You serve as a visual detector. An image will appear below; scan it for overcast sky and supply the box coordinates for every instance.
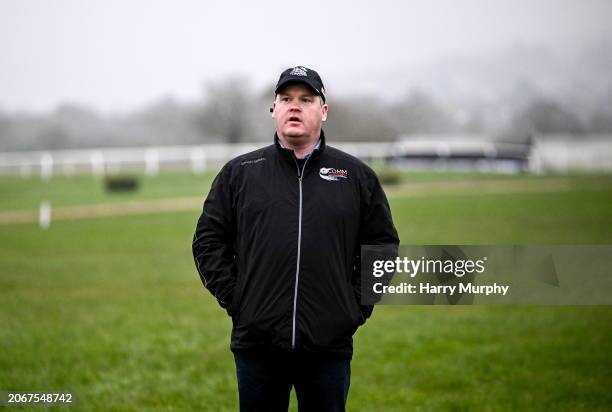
[1,0,611,113]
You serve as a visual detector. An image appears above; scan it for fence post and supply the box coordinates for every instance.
[91,151,105,177]
[40,153,53,181]
[145,148,160,176]
[190,148,207,174]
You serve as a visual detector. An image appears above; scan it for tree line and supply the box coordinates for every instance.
[0,78,611,152]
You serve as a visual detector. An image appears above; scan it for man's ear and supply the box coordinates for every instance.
[270,102,276,117]
[321,104,328,122]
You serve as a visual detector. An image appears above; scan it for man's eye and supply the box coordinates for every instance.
[281,97,290,102]
[302,98,313,103]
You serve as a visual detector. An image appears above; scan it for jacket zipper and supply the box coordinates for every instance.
[291,156,309,348]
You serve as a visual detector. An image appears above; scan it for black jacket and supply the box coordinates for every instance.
[192,131,399,358]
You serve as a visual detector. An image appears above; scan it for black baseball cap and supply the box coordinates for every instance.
[274,66,326,103]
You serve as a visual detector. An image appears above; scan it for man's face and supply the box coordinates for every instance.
[272,83,328,147]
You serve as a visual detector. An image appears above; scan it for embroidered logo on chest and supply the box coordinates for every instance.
[319,167,348,181]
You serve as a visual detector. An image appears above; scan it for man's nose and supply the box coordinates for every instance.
[289,101,302,111]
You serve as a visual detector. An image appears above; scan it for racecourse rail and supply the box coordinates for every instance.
[1,134,611,178]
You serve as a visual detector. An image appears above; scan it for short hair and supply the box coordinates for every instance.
[274,93,325,107]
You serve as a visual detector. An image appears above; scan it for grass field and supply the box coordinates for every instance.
[1,171,611,411]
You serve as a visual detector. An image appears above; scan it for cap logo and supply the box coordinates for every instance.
[290,66,308,76]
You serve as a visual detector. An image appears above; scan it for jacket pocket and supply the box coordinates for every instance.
[352,295,366,327]
[227,276,245,318]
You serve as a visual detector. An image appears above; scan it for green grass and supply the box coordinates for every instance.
[0,171,216,211]
[392,189,612,244]
[1,172,611,411]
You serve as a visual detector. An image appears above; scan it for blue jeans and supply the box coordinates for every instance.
[233,349,351,412]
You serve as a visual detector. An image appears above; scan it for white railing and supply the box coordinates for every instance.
[0,135,611,178]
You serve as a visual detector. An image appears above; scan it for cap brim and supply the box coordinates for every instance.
[275,78,325,102]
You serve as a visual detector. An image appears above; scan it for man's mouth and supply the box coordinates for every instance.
[287,116,302,124]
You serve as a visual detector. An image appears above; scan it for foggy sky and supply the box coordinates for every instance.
[1,0,611,113]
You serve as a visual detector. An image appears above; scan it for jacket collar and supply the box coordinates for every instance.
[274,129,327,160]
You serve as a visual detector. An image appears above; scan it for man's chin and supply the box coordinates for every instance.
[282,129,307,139]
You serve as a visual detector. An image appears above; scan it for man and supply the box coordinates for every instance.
[192,66,399,412]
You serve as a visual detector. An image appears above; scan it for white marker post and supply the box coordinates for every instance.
[39,200,51,230]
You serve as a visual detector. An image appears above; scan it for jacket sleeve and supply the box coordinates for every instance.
[353,169,400,323]
[192,164,237,315]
